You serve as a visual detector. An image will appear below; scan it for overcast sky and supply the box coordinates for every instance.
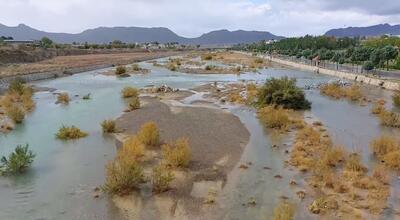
[1,0,400,37]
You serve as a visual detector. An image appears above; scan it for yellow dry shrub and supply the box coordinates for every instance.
[121,87,139,98]
[344,85,363,101]
[137,122,160,146]
[320,83,344,99]
[119,136,145,160]
[57,93,70,105]
[103,154,144,195]
[371,135,399,158]
[151,164,174,193]
[258,105,291,130]
[273,201,295,220]
[162,137,191,168]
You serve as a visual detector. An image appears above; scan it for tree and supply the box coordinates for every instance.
[382,45,398,70]
[40,37,53,48]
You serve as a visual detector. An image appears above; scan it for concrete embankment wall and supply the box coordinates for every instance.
[237,51,400,91]
[0,64,111,90]
[266,55,400,91]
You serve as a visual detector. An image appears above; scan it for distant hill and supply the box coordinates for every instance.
[325,23,400,38]
[0,23,283,45]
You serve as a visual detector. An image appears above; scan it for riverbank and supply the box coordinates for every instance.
[236,51,400,91]
[112,94,249,219]
[0,50,185,90]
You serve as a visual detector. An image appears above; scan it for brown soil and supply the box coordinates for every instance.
[0,51,183,77]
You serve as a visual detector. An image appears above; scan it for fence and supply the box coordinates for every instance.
[271,54,400,80]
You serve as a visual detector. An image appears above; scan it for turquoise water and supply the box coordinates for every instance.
[0,59,397,219]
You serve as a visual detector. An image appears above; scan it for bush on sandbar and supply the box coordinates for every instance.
[137,122,160,147]
[162,137,191,168]
[0,144,35,175]
[119,136,145,160]
[258,105,291,130]
[128,96,141,110]
[115,66,127,75]
[103,154,144,195]
[101,119,116,133]
[56,125,88,140]
[121,87,139,98]
[151,163,174,193]
[257,77,311,110]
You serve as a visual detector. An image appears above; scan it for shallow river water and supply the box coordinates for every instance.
[0,58,398,220]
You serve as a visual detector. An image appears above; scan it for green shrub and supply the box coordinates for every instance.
[151,164,174,193]
[82,93,91,100]
[257,77,311,110]
[393,91,400,107]
[121,87,139,98]
[115,66,127,75]
[0,144,35,175]
[162,138,191,168]
[128,96,141,110]
[103,155,144,195]
[137,122,160,146]
[101,120,116,133]
[56,125,88,140]
[7,105,25,123]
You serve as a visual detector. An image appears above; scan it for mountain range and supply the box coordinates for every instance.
[325,23,400,38]
[0,24,283,45]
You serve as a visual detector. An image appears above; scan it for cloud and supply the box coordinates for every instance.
[0,0,399,37]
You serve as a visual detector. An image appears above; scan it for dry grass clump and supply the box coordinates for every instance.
[101,119,116,133]
[246,83,259,105]
[131,63,140,71]
[137,122,160,147]
[0,80,36,126]
[344,153,367,174]
[119,136,145,160]
[162,137,191,168]
[201,53,214,60]
[377,110,400,128]
[57,93,70,105]
[273,201,295,220]
[371,101,400,127]
[392,90,400,107]
[103,154,144,195]
[115,66,127,75]
[6,105,25,123]
[345,85,364,101]
[55,125,88,140]
[371,102,385,115]
[382,150,400,170]
[258,105,291,130]
[320,83,364,101]
[227,91,245,104]
[371,135,399,157]
[121,87,139,98]
[320,83,344,99]
[128,96,141,110]
[151,163,174,193]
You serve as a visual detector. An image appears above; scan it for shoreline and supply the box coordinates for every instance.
[236,51,400,91]
[0,51,186,90]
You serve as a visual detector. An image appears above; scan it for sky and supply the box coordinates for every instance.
[0,0,400,37]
